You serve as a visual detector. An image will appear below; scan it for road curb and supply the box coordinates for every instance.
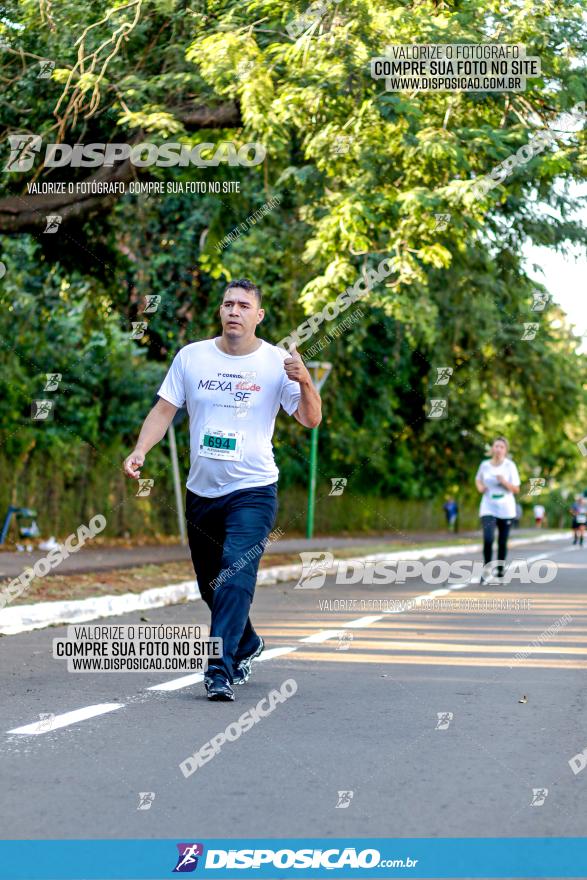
[0,533,568,636]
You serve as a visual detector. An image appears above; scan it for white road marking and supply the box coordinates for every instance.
[256,646,298,661]
[147,647,299,692]
[147,673,204,692]
[525,552,552,563]
[145,647,298,694]
[300,630,343,644]
[343,615,383,627]
[8,703,124,735]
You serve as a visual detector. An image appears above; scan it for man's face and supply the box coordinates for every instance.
[220,288,264,339]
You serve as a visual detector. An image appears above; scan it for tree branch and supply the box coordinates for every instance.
[0,159,135,233]
[175,100,242,129]
[0,100,242,233]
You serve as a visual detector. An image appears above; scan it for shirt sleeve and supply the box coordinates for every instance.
[157,349,185,407]
[475,462,485,483]
[280,371,302,416]
[509,461,521,487]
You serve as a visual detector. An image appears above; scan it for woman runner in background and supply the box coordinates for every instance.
[475,437,521,581]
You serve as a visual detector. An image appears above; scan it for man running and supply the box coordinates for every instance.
[123,279,321,701]
[570,494,587,546]
[442,497,458,532]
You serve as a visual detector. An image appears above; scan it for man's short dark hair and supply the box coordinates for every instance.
[223,279,262,306]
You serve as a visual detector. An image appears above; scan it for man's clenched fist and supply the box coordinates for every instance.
[123,449,145,479]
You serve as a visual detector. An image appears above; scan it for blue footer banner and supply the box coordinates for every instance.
[0,838,585,879]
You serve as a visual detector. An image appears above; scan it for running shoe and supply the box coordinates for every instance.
[205,673,235,701]
[232,637,264,686]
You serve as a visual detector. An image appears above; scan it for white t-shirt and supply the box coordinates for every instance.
[158,338,301,498]
[533,504,545,518]
[475,458,521,519]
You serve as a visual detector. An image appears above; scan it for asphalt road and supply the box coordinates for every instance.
[1,536,586,842]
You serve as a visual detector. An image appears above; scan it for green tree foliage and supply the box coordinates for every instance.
[0,0,586,533]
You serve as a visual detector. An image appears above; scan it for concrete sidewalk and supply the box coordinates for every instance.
[0,528,549,578]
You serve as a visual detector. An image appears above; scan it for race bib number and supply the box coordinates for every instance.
[576,514,586,524]
[199,428,244,461]
[491,492,505,499]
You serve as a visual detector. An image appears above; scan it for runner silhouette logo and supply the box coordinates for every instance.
[173,843,204,872]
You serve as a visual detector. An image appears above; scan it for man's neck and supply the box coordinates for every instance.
[215,334,262,356]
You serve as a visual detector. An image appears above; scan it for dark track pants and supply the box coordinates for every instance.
[186,483,278,682]
[481,515,512,566]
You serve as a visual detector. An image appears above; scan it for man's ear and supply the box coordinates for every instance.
[256,308,265,324]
